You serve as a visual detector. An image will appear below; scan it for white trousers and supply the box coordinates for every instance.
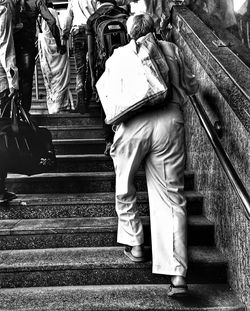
[110,103,188,277]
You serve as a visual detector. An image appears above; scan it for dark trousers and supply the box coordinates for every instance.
[0,90,9,193]
[72,29,92,106]
[15,45,36,113]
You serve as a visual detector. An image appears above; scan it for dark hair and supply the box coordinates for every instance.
[97,0,116,5]
[128,13,155,40]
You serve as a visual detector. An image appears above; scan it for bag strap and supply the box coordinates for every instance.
[8,96,37,133]
[10,95,19,133]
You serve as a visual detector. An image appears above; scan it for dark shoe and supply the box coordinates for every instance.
[167,280,188,297]
[0,191,17,203]
[78,103,89,114]
[124,245,145,263]
[76,91,89,114]
[104,142,112,156]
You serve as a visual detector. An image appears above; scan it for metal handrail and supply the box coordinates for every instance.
[189,94,250,220]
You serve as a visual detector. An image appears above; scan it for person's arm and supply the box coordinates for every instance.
[61,0,73,40]
[0,7,19,97]
[37,0,63,52]
[88,33,96,89]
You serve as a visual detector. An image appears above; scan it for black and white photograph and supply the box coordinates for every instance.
[0,0,249,310]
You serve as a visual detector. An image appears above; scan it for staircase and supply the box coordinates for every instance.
[0,58,245,310]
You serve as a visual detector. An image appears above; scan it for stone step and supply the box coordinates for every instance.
[0,191,203,219]
[0,246,227,288]
[6,171,194,194]
[0,284,244,311]
[43,126,105,139]
[53,138,105,154]
[31,113,102,126]
[0,215,214,250]
[54,154,201,173]
[30,101,101,112]
[55,155,113,172]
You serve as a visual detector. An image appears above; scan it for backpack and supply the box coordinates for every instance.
[93,7,129,74]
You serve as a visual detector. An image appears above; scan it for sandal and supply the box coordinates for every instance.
[167,282,188,297]
[124,245,145,263]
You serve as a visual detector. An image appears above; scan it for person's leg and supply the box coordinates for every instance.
[16,49,36,113]
[110,116,152,259]
[144,104,187,294]
[72,29,89,113]
[101,107,114,156]
[0,89,11,117]
[0,93,16,203]
[0,170,16,203]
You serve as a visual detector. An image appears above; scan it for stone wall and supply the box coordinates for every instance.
[172,7,250,308]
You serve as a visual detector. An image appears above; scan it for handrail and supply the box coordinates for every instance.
[189,94,250,220]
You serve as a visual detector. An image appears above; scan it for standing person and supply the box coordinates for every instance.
[0,3,19,203]
[107,13,198,297]
[117,0,171,38]
[62,0,96,114]
[87,0,129,155]
[38,2,73,114]
[13,0,64,113]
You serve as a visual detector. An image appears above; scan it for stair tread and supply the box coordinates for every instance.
[53,138,104,143]
[56,154,111,159]
[0,215,212,235]
[5,191,202,205]
[31,113,100,118]
[0,284,245,311]
[0,246,226,271]
[42,125,103,130]
[7,171,194,180]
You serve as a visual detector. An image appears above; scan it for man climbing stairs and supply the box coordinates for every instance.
[0,56,245,310]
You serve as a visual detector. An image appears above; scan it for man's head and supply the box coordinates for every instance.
[126,13,155,41]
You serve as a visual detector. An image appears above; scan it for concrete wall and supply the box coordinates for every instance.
[172,7,250,308]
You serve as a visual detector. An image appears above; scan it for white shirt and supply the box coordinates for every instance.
[62,0,96,37]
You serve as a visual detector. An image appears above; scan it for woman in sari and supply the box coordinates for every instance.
[38,2,74,114]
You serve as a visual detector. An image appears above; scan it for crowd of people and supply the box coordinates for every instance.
[0,0,200,299]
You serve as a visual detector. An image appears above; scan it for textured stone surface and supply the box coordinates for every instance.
[0,284,245,311]
[45,126,104,139]
[173,7,250,133]
[0,191,203,219]
[53,138,105,155]
[172,7,250,308]
[31,113,102,126]
[0,215,214,250]
[54,154,115,172]
[0,246,227,288]
[6,171,194,194]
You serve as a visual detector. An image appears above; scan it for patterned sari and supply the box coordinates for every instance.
[38,8,73,114]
